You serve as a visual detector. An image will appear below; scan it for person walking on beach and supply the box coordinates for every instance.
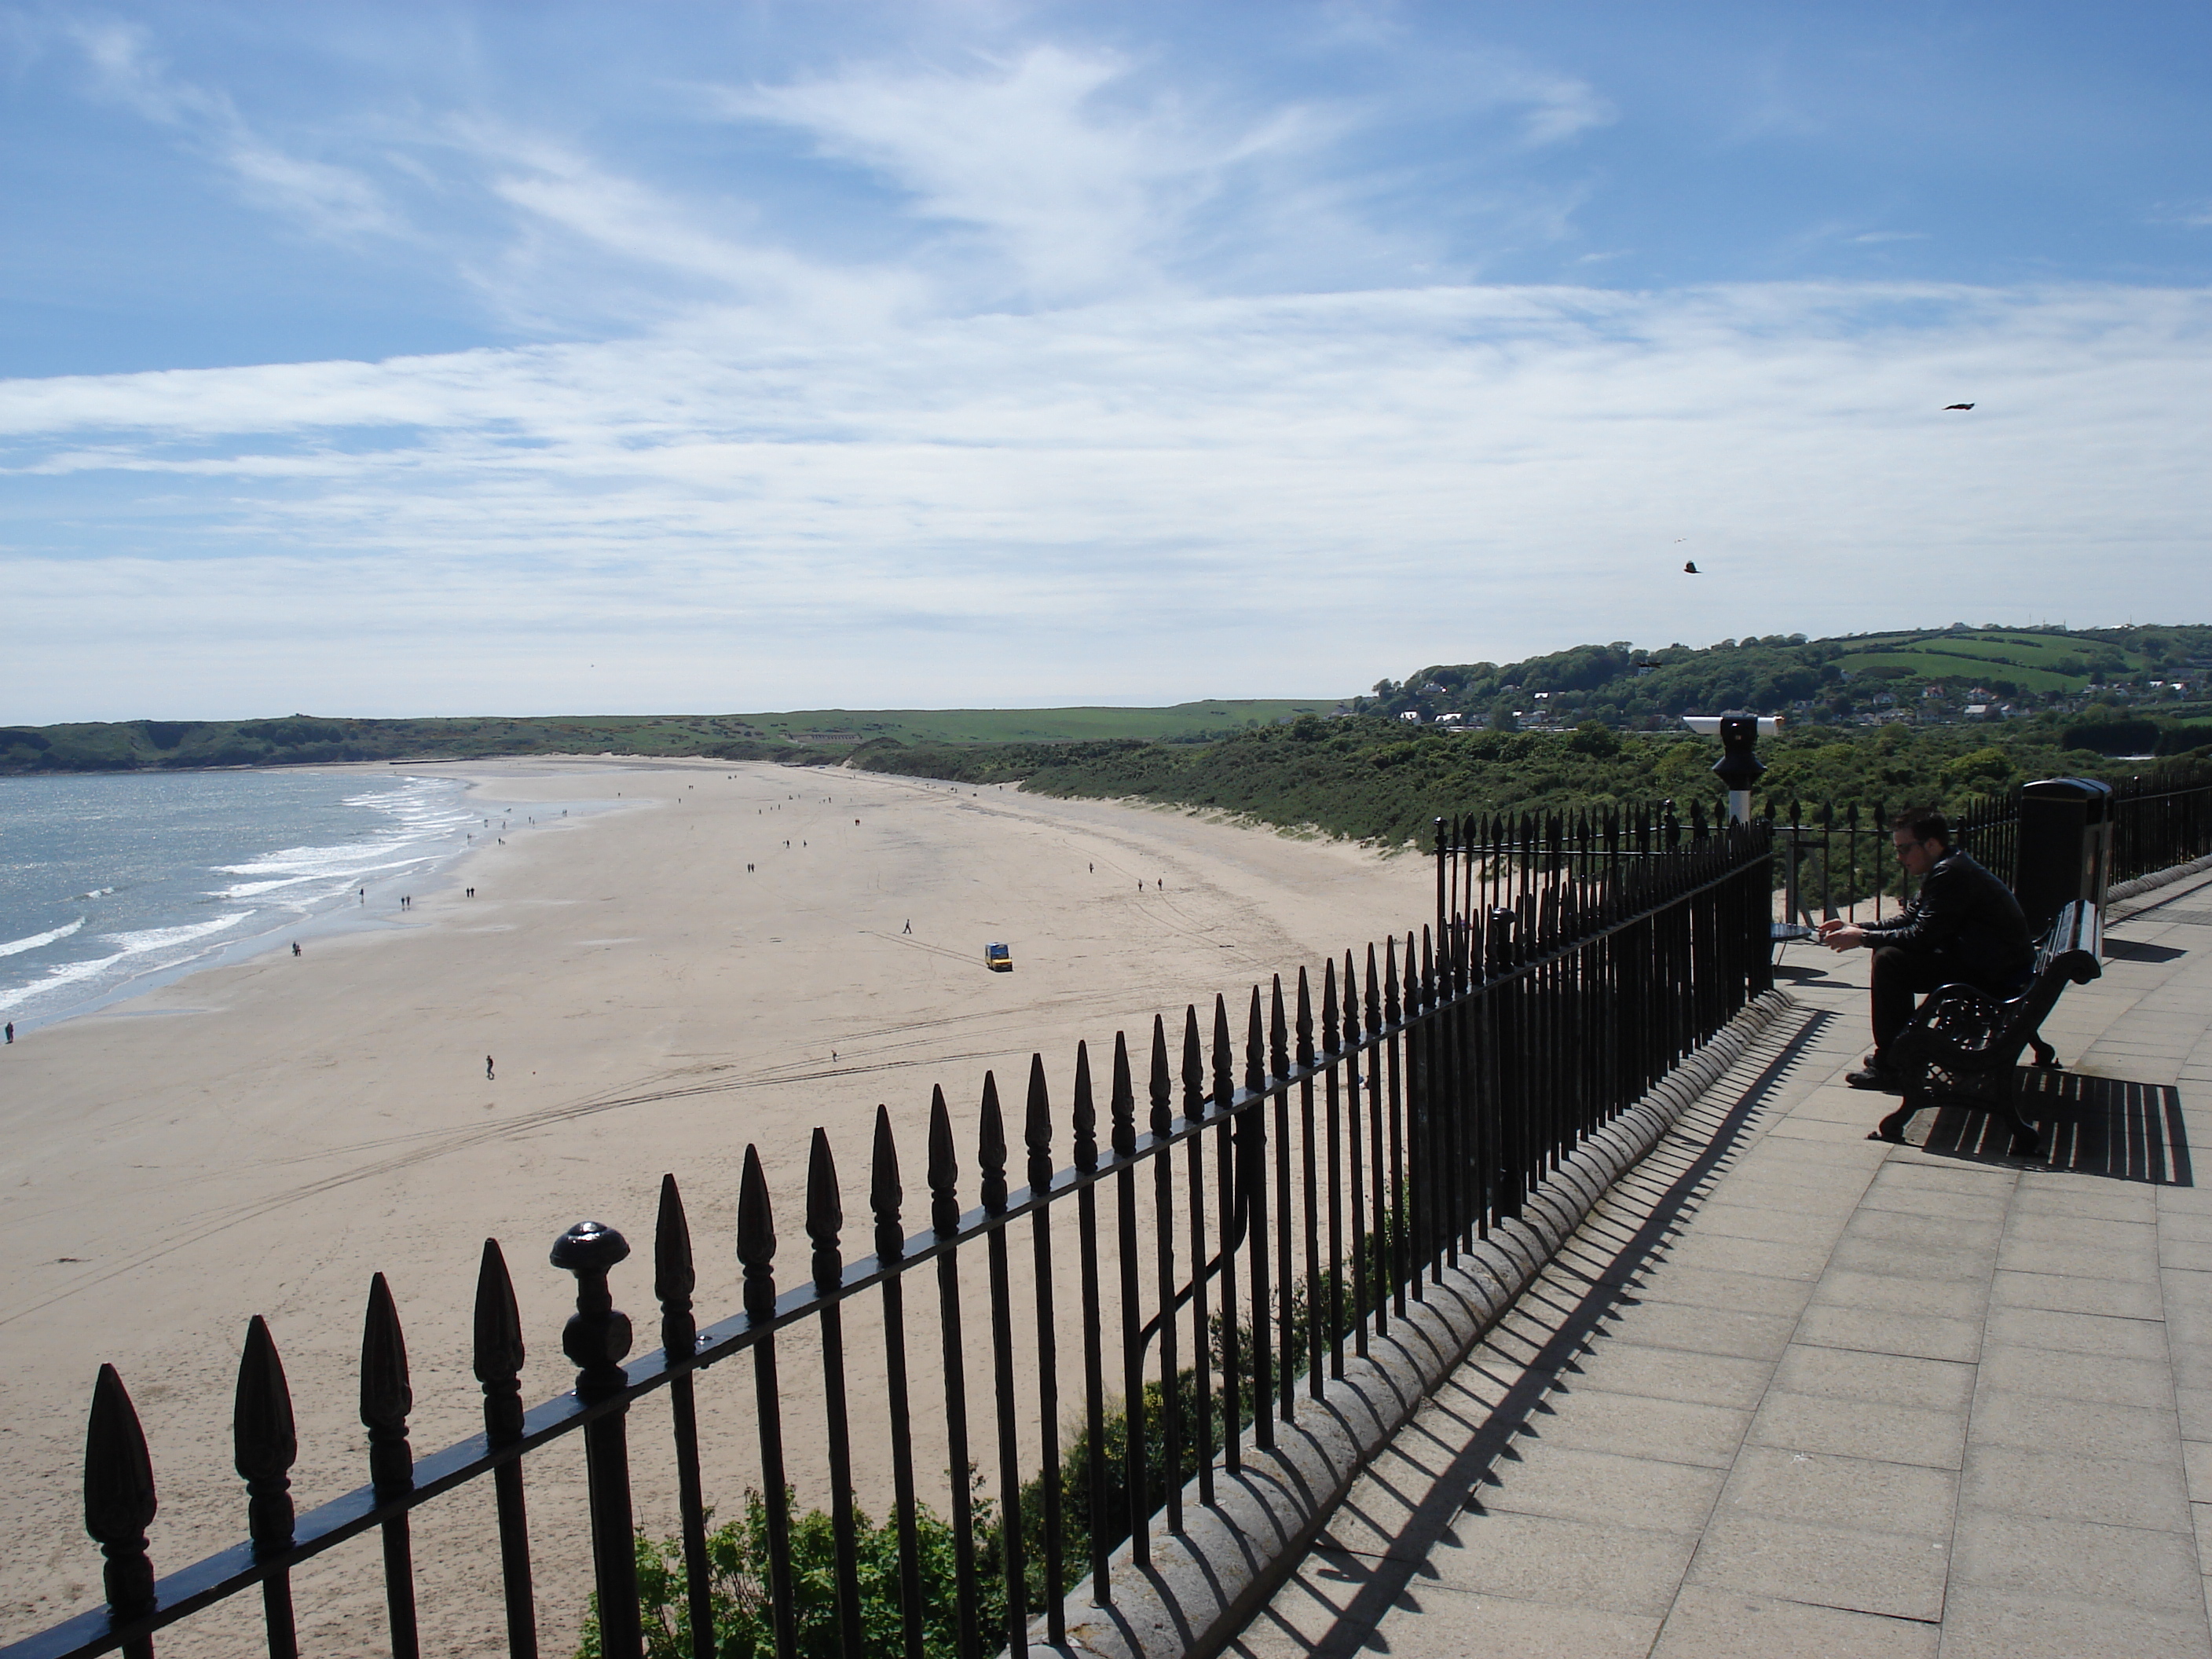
[903,919,912,934]
[486,1055,496,1082]
[4,1022,12,1045]
[291,942,301,957]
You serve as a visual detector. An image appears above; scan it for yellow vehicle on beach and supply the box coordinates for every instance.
[984,942,1013,972]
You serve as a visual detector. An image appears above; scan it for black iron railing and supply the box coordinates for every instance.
[1760,763,2212,925]
[9,814,1774,1659]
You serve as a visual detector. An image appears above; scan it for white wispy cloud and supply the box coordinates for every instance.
[67,18,401,240]
[3,281,2206,720]
[721,46,1327,302]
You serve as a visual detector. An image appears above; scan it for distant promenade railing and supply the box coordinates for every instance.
[7,812,1778,1659]
[1756,762,2212,925]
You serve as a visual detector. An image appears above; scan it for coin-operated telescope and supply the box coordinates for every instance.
[1681,712,1782,825]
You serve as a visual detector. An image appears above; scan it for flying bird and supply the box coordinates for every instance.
[1683,561,1700,574]
[1944,402,1975,411]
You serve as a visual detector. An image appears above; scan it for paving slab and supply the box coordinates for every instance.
[1220,868,2212,1659]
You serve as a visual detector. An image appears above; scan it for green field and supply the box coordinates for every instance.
[1829,630,2138,694]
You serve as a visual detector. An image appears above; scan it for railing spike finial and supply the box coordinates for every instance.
[1269,975,1289,1078]
[1148,1015,1174,1137]
[979,1071,1009,1212]
[472,1240,527,1419]
[1364,943,1382,1036]
[361,1273,416,1496]
[1212,994,1235,1110]
[1182,1005,1206,1117]
[656,1174,698,1356]
[1072,1042,1099,1172]
[1420,926,1434,1010]
[928,1086,961,1236]
[738,1148,779,1319]
[234,1315,298,1553]
[84,1363,158,1628]
[1339,950,1357,1035]
[808,1127,845,1295]
[1382,936,1401,1024]
[1246,983,1265,1097]
[1111,1032,1137,1156]
[871,1104,906,1262]
[1296,966,1316,1069]
[1027,1053,1056,1192]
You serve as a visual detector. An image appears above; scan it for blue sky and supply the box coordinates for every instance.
[2,2,2208,721]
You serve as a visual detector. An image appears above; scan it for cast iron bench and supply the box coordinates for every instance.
[1871,900,2103,1156]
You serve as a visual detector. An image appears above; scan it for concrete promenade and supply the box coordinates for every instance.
[1227,870,2212,1658]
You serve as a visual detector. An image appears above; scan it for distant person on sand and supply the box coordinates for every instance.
[903,920,911,934]
[291,942,301,957]
[486,1055,496,1081]
[4,1022,12,1044]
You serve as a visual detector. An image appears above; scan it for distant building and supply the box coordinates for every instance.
[1400,710,1421,723]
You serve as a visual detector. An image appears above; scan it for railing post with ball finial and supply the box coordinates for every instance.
[550,1220,640,1659]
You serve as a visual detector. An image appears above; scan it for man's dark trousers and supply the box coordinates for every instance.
[1875,947,1964,1053]
[1870,945,1997,1057]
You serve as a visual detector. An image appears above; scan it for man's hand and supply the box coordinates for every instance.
[1818,920,1866,951]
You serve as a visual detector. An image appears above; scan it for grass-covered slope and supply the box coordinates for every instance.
[1370,623,2212,726]
[0,701,1336,776]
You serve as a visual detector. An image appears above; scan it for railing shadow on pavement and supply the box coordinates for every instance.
[1221,1011,1833,1659]
[1915,1071,2193,1185]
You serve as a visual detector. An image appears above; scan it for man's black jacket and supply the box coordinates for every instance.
[1862,848,2034,989]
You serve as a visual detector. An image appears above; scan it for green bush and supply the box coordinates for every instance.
[577,1486,1001,1659]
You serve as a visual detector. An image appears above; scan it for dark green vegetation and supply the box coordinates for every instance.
[1361,622,2212,728]
[0,701,1333,776]
[843,624,2212,844]
[856,718,2208,846]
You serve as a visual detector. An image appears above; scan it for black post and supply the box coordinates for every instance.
[361,1273,422,1659]
[806,1130,866,1659]
[654,1177,716,1659]
[927,1089,981,1659]
[473,1240,539,1659]
[979,1075,1027,1659]
[872,1106,927,1659]
[1025,1055,1068,1632]
[551,1221,639,1659]
[233,1315,299,1659]
[83,1364,157,1659]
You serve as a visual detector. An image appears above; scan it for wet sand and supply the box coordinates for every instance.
[0,758,1431,1653]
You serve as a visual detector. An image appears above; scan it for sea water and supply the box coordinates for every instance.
[0,770,485,1028]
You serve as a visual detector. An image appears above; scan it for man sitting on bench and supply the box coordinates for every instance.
[1818,808,2034,1092]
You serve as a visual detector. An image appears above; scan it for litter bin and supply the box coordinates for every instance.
[2014,777,2114,935]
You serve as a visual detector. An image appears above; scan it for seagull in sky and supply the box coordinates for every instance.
[1944,402,1976,411]
[1683,561,1700,574]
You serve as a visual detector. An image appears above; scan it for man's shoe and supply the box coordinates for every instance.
[1846,1066,1905,1093]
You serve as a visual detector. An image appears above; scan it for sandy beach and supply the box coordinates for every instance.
[0,758,1431,1653]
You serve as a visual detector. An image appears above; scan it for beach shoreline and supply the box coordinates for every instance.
[0,759,1430,1652]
